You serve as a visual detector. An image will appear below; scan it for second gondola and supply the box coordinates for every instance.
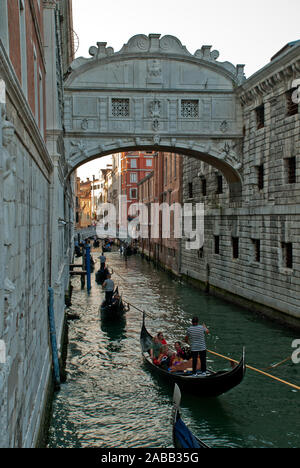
[140,313,246,397]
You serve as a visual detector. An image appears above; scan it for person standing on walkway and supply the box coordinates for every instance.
[185,317,209,376]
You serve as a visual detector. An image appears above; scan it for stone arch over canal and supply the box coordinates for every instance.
[64,34,246,200]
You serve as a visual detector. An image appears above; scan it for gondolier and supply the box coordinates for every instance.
[99,252,106,270]
[140,314,245,396]
[185,317,209,377]
[102,274,114,305]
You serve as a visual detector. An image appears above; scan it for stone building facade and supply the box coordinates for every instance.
[0,0,74,448]
[180,42,300,329]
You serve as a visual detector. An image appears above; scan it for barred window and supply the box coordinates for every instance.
[201,178,207,196]
[112,98,129,117]
[255,104,265,129]
[252,239,261,263]
[214,236,220,255]
[257,164,264,190]
[216,175,223,194]
[286,156,296,184]
[232,237,239,259]
[181,100,199,118]
[282,242,293,269]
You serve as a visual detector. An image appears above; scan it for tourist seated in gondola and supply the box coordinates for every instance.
[150,336,163,362]
[171,341,186,362]
[169,357,202,373]
[167,341,201,373]
[102,274,115,305]
[157,332,167,346]
[156,345,173,370]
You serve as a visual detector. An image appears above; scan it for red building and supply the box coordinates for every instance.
[120,151,156,219]
[138,152,183,275]
[2,0,73,137]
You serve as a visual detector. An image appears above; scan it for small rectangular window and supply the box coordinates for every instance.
[112,98,129,117]
[131,159,137,169]
[216,175,223,194]
[201,179,207,196]
[232,237,239,259]
[181,100,199,118]
[130,173,137,183]
[188,182,193,199]
[282,242,293,269]
[214,236,220,255]
[257,164,264,190]
[252,239,261,263]
[255,104,265,129]
[286,157,296,184]
[130,188,137,199]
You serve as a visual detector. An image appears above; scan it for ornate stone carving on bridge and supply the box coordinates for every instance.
[65,33,245,196]
[217,141,243,170]
[68,33,246,84]
[147,60,162,84]
[69,140,88,157]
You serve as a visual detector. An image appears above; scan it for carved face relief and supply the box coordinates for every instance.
[2,121,14,147]
[147,60,162,84]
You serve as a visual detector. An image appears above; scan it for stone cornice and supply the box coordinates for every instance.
[237,43,300,105]
[0,40,53,178]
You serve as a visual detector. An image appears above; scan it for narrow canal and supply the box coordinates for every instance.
[47,249,300,448]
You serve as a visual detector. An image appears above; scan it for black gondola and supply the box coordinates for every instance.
[172,384,210,448]
[100,288,129,321]
[95,267,109,285]
[140,313,246,397]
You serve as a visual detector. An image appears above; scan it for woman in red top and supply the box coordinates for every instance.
[157,332,167,345]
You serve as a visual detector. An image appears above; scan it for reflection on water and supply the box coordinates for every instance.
[47,251,300,448]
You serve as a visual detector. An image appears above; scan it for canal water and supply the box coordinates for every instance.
[47,250,300,448]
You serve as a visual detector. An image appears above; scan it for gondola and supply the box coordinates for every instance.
[95,268,109,285]
[172,384,210,448]
[95,267,113,285]
[100,288,129,321]
[140,313,246,397]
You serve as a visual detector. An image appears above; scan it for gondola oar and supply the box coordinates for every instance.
[207,349,300,391]
[122,298,155,319]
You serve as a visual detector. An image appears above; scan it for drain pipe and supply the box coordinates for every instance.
[48,287,61,391]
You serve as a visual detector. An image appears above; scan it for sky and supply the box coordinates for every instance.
[73,0,300,180]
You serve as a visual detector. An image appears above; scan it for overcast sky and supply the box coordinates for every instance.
[73,0,300,179]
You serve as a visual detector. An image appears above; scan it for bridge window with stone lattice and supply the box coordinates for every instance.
[181,100,199,118]
[112,98,130,117]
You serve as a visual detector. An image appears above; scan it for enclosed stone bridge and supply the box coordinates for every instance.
[64,34,246,199]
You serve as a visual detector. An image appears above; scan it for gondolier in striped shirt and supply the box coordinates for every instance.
[185,317,209,376]
[102,274,115,305]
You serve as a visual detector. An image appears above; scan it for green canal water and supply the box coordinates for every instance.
[47,251,299,448]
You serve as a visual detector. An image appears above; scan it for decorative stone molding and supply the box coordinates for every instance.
[238,44,300,105]
[68,33,245,84]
